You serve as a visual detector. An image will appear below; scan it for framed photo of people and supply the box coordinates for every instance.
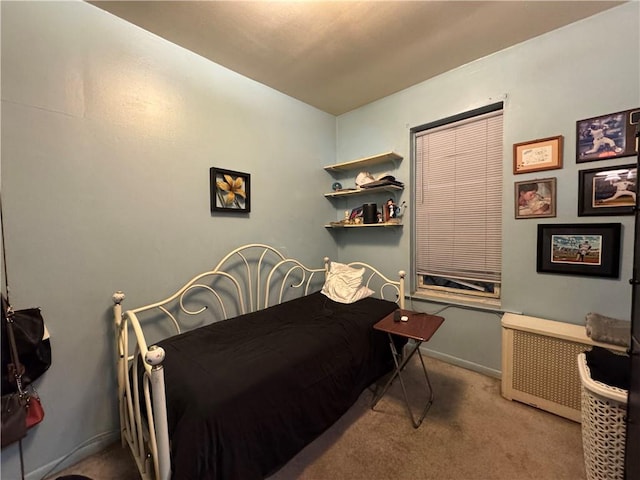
[536,223,621,278]
[514,178,556,219]
[576,108,639,163]
[578,164,636,216]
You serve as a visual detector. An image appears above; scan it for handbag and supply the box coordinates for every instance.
[1,297,51,394]
[0,387,43,448]
[0,299,46,449]
[25,388,44,429]
[1,393,27,448]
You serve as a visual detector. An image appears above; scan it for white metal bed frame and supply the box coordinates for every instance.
[112,244,405,480]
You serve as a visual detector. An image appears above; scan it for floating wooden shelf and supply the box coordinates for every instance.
[323,152,402,173]
[324,222,403,229]
[323,151,404,232]
[324,184,403,198]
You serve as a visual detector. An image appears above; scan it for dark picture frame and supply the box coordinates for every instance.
[576,108,639,163]
[210,167,251,213]
[514,177,557,219]
[578,164,637,216]
[513,135,563,174]
[536,223,621,278]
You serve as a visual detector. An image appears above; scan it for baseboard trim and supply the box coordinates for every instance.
[420,346,502,379]
[27,431,120,480]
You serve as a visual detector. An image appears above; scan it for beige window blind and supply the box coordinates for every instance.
[415,110,503,283]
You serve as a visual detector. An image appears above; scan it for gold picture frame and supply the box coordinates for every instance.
[513,135,563,175]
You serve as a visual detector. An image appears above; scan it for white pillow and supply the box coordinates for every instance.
[321,262,374,304]
[329,262,363,286]
[350,285,375,302]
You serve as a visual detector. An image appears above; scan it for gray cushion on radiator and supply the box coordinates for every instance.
[585,312,630,348]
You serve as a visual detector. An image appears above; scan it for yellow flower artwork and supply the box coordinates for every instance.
[217,175,246,206]
[210,168,251,212]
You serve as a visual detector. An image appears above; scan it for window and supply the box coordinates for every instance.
[413,103,503,303]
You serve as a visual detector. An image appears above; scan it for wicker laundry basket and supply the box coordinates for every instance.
[577,352,628,480]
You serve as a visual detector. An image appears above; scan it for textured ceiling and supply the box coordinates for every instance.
[90,1,623,115]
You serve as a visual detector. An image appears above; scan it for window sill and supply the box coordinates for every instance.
[409,290,503,312]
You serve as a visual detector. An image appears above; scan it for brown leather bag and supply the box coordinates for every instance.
[1,393,27,448]
[0,387,44,448]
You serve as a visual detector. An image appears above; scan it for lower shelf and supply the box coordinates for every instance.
[324,222,403,229]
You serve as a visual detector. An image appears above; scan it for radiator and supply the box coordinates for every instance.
[501,313,626,422]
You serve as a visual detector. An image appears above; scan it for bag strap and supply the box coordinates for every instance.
[1,195,9,304]
[0,196,24,392]
[5,307,25,394]
[1,195,20,375]
[1,196,26,480]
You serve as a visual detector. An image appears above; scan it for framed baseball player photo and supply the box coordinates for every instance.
[578,164,636,216]
[576,108,639,163]
[536,223,621,278]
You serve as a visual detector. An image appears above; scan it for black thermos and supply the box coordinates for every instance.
[363,203,377,224]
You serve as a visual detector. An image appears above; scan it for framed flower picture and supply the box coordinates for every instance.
[210,167,251,213]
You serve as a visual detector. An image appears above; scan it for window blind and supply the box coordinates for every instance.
[415,110,503,282]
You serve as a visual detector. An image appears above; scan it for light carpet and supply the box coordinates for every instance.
[50,355,585,480]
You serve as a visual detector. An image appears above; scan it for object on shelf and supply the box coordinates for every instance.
[384,200,407,222]
[331,182,343,191]
[355,172,375,187]
[384,198,397,222]
[360,173,404,189]
[363,203,377,224]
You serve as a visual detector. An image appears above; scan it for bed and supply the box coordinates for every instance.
[112,244,405,480]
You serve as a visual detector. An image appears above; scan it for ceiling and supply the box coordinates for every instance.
[89,1,623,116]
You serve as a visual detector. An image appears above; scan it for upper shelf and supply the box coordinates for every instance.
[324,151,402,173]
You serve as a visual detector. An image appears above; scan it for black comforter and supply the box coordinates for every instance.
[155,291,399,479]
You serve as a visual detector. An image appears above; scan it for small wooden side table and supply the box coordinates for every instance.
[371,309,445,428]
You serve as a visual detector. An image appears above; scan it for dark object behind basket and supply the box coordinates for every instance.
[585,346,630,390]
